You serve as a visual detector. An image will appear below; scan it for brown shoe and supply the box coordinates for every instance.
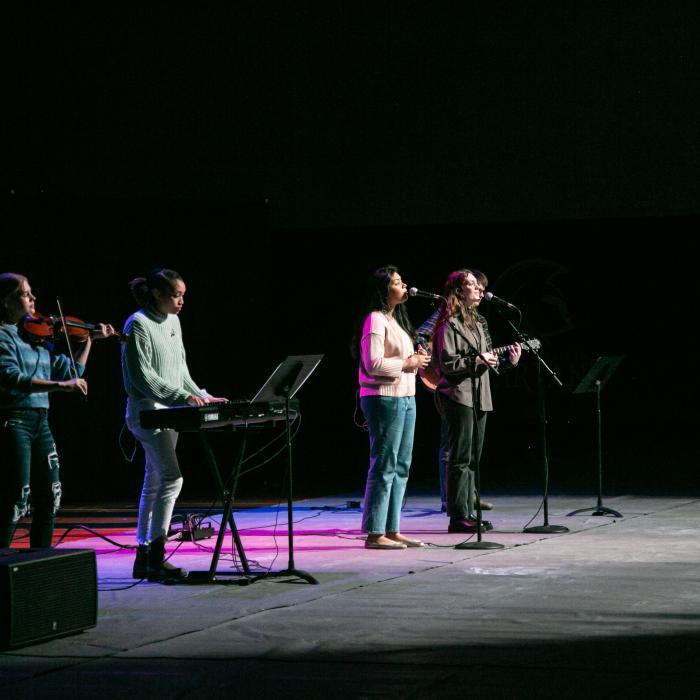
[386,533,426,548]
[365,540,407,550]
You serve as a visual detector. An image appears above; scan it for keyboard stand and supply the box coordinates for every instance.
[186,431,253,585]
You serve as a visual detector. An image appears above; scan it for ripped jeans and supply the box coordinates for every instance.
[0,408,61,548]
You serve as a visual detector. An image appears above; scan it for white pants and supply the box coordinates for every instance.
[126,399,183,545]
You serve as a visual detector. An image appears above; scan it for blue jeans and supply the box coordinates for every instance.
[0,408,61,548]
[360,395,416,535]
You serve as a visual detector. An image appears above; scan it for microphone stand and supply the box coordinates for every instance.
[494,308,569,535]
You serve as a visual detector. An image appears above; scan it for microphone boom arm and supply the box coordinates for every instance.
[408,287,446,302]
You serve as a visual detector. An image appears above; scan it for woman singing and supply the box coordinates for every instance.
[354,265,430,550]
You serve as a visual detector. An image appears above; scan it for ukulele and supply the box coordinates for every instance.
[418,338,541,392]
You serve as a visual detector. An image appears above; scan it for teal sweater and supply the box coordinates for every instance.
[121,308,201,406]
[0,323,84,409]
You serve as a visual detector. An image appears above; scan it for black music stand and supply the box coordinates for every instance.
[250,354,323,585]
[568,355,625,518]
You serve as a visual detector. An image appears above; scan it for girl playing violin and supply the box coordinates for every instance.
[121,268,226,583]
[0,272,115,548]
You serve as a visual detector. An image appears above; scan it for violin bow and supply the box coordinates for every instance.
[55,296,87,400]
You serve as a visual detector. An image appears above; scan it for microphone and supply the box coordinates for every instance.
[409,287,442,300]
[483,292,519,310]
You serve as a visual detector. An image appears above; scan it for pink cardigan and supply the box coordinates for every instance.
[358,311,416,398]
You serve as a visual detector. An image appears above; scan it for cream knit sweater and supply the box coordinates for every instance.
[358,311,416,398]
[121,307,201,407]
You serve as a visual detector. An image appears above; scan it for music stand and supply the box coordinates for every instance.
[251,354,323,405]
[568,355,625,518]
[250,354,323,585]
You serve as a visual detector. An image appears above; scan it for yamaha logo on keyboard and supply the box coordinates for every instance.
[203,412,220,422]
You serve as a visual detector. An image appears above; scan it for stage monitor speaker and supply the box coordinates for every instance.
[0,548,97,650]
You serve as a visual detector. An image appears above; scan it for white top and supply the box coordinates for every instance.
[121,307,202,422]
[358,311,416,398]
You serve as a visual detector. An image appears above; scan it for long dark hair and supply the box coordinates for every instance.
[129,268,182,308]
[351,264,414,359]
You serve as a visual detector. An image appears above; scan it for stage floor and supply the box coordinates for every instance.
[2,493,700,699]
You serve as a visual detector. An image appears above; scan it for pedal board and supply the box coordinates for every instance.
[180,526,215,542]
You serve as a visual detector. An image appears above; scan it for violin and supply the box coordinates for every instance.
[20,312,123,344]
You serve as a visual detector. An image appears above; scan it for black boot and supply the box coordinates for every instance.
[132,544,149,579]
[147,537,187,582]
[467,514,494,531]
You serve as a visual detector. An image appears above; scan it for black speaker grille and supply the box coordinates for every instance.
[1,549,97,648]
